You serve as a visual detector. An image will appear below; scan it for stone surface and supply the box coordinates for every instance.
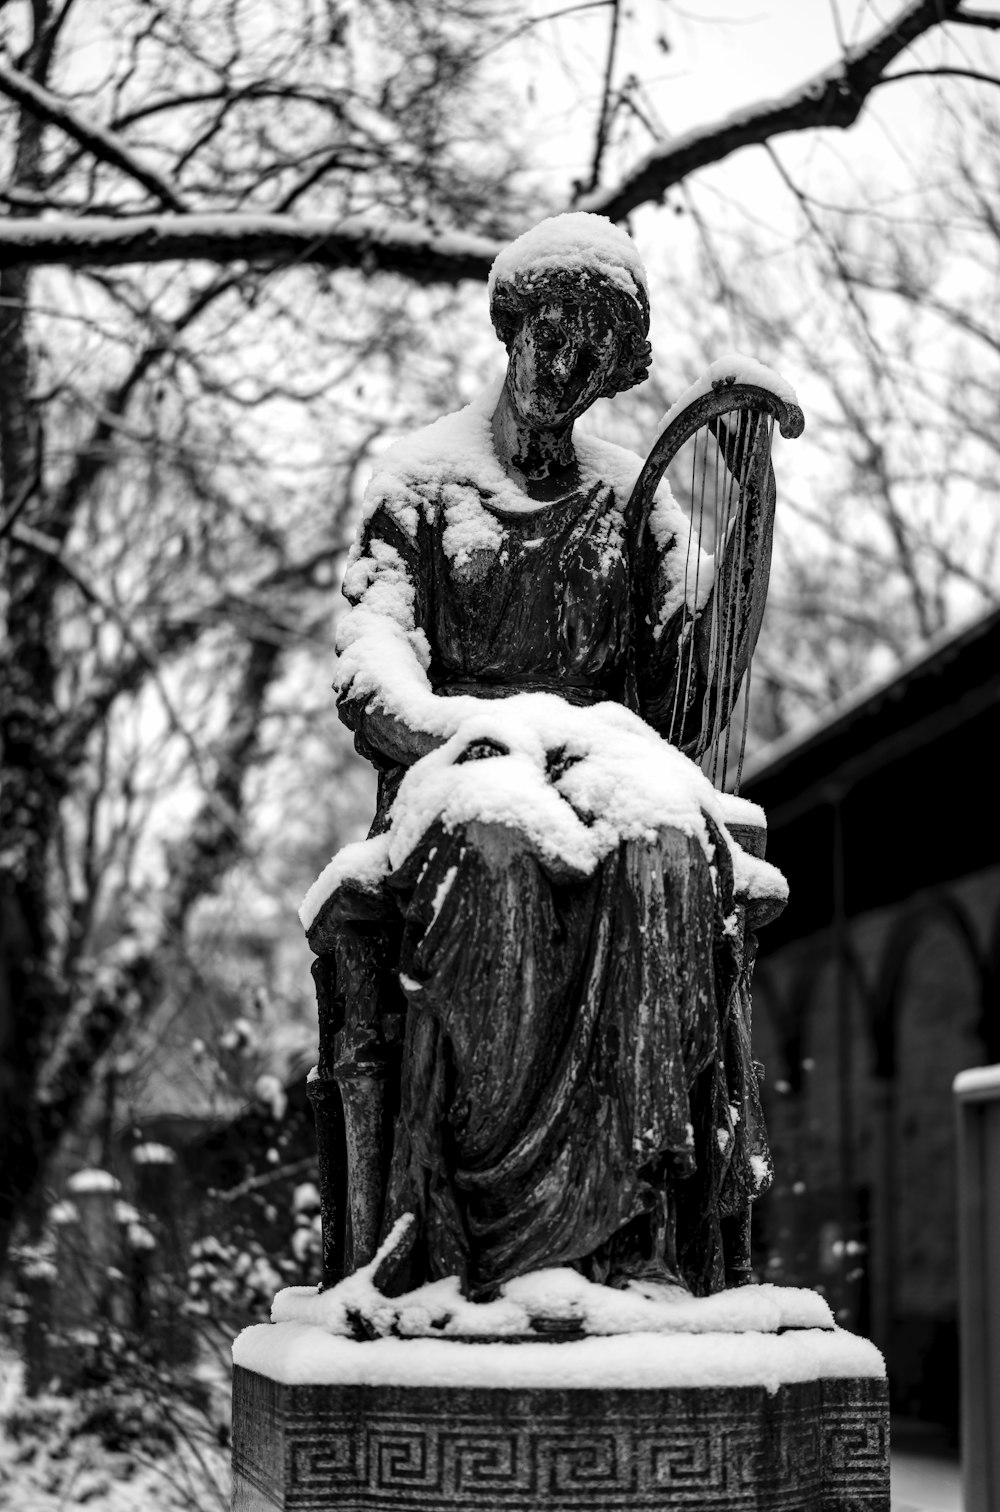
[232,1364,889,1511]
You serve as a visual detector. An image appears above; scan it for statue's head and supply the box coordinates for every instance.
[488,213,651,427]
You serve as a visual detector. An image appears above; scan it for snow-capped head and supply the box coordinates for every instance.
[488,212,651,400]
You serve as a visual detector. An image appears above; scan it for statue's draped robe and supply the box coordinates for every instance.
[334,418,771,1299]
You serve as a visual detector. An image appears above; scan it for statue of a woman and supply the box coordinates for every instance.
[304,213,789,1307]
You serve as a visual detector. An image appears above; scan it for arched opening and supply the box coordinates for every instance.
[876,896,985,1431]
[751,942,871,1328]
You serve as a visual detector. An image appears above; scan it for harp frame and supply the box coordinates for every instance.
[624,376,805,791]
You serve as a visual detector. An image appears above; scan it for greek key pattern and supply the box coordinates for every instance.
[821,1378,891,1509]
[232,1370,889,1510]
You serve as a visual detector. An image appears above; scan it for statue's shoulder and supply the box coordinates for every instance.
[361,386,502,541]
[575,432,643,502]
[576,432,685,546]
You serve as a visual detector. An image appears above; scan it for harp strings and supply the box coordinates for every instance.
[671,406,773,793]
[709,409,748,787]
[726,412,773,795]
[665,405,774,790]
[697,423,726,760]
[718,411,757,789]
[667,428,697,744]
[668,422,709,748]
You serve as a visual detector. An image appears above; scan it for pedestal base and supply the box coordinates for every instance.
[232,1363,889,1510]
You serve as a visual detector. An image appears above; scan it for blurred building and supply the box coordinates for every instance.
[743,604,1000,1433]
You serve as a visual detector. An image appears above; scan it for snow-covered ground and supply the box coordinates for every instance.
[0,1347,230,1511]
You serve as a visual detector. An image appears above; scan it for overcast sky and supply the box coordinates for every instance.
[515,0,1000,226]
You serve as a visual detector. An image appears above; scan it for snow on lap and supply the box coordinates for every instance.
[301,693,787,929]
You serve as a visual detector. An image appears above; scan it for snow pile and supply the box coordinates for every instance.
[954,1064,1000,1100]
[67,1169,121,1194]
[255,1074,288,1121]
[273,1267,833,1342]
[387,695,783,897]
[131,1143,176,1165]
[715,791,766,830]
[126,1222,157,1252]
[293,1183,321,1214]
[347,377,689,544]
[301,695,785,928]
[271,1217,828,1342]
[234,1322,884,1393]
[487,211,647,305]
[299,833,391,931]
[657,353,800,437]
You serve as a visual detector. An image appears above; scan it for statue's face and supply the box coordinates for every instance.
[507,299,619,428]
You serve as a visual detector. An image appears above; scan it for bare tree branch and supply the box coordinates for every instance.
[0,213,501,281]
[0,57,189,212]
[0,0,993,282]
[578,0,622,198]
[949,8,1000,28]
[840,267,1000,355]
[0,427,41,539]
[11,519,243,831]
[160,637,282,936]
[881,66,1000,88]
[580,0,967,220]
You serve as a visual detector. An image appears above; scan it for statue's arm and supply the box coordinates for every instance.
[341,703,442,767]
[334,505,446,768]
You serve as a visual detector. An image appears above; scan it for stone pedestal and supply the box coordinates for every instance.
[231,1325,889,1511]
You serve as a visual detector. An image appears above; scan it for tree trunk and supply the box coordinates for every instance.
[0,10,66,1267]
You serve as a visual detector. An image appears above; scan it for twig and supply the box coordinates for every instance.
[877,65,1000,88]
[0,439,41,540]
[950,7,1000,28]
[580,0,622,197]
[581,0,965,220]
[212,1156,315,1205]
[0,57,189,212]
[11,519,243,835]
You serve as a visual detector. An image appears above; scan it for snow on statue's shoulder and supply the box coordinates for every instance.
[565,429,684,541]
[359,379,520,540]
[657,353,801,438]
[573,430,643,498]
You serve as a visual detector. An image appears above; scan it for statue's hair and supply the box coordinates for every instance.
[489,265,652,399]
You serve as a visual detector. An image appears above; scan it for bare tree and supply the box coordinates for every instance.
[0,0,525,1267]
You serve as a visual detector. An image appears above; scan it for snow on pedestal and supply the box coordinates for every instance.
[233,1239,887,1511]
[234,1315,883,1394]
[265,1221,836,1343]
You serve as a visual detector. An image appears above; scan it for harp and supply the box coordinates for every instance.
[624,361,804,793]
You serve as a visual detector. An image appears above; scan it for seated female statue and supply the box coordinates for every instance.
[304,212,786,1305]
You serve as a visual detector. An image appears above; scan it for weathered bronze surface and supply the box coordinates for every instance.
[307,221,796,1305]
